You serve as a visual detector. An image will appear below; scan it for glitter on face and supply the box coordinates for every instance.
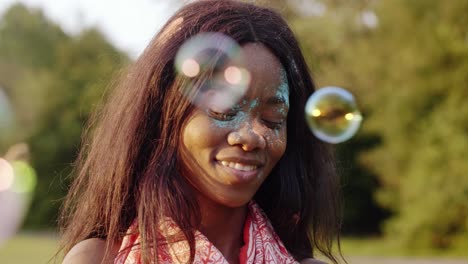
[277,67,290,112]
[180,43,288,207]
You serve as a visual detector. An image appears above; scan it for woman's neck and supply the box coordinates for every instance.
[197,195,248,264]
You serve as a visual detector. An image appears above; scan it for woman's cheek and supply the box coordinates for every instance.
[265,128,287,154]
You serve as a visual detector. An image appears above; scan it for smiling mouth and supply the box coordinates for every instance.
[219,161,258,171]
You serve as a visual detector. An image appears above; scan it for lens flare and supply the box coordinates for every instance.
[305,86,362,144]
[174,32,250,112]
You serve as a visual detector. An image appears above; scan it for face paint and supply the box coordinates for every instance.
[180,43,288,207]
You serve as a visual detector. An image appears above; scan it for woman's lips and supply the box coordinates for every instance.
[216,160,262,184]
[219,160,258,171]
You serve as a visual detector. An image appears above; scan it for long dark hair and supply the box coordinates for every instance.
[59,1,342,263]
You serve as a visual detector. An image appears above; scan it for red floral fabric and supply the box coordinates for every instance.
[114,201,298,263]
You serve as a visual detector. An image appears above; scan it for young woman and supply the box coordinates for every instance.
[59,1,342,263]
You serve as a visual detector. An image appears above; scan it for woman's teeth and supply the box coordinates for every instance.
[219,161,257,171]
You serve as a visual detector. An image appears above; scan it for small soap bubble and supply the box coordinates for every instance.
[175,32,250,112]
[305,86,362,144]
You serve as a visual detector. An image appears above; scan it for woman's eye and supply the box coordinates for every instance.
[208,110,236,121]
[263,119,284,130]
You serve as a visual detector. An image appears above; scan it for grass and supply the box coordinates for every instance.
[0,232,59,264]
[340,236,468,258]
[1,233,467,264]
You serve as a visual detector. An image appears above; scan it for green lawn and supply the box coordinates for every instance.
[339,237,468,258]
[1,233,467,264]
[0,233,59,264]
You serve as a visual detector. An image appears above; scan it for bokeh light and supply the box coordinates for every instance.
[11,161,37,194]
[181,58,200,77]
[174,32,250,112]
[305,86,362,144]
[0,158,14,192]
[0,158,37,246]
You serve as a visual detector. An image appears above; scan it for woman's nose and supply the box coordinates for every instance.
[227,121,267,151]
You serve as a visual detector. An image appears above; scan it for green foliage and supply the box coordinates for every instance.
[0,4,128,228]
[288,0,389,235]
[1,1,467,252]
[288,0,468,249]
[0,233,59,263]
[336,135,389,235]
[0,4,67,148]
[0,4,66,68]
[362,0,468,249]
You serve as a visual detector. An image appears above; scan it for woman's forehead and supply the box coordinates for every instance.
[241,43,283,82]
[240,43,289,103]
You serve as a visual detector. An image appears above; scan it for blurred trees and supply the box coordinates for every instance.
[363,0,468,249]
[286,0,468,250]
[267,0,391,235]
[1,0,467,253]
[0,4,67,147]
[0,4,128,228]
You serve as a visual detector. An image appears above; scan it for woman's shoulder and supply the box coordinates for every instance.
[300,258,327,264]
[62,238,120,264]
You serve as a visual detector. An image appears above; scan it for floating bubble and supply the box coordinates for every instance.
[0,158,14,192]
[0,158,37,246]
[305,86,362,144]
[11,161,37,193]
[175,32,250,112]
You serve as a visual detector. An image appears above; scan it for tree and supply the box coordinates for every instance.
[286,0,389,235]
[362,0,468,248]
[0,4,128,228]
[288,0,468,248]
[0,4,67,150]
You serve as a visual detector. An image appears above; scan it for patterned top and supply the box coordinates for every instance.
[114,201,299,264]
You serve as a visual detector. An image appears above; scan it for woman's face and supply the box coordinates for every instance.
[180,43,289,207]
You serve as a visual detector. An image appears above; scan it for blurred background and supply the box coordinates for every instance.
[0,0,467,263]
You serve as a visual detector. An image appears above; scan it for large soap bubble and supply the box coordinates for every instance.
[305,86,362,144]
[175,32,251,112]
[0,148,37,247]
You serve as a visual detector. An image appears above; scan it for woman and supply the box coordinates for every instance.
[60,1,342,263]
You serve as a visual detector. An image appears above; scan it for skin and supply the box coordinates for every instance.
[180,43,289,263]
[62,238,119,264]
[62,43,325,264]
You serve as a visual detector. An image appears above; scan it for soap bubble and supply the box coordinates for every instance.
[305,86,362,144]
[175,32,250,112]
[0,157,37,246]
[11,161,37,194]
[0,158,14,192]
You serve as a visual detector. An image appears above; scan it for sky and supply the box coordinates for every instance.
[0,0,184,58]
[0,0,378,58]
